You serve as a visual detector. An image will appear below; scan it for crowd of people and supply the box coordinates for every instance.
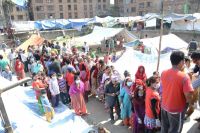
[0,39,200,133]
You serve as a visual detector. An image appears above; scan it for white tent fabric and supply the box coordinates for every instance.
[75,26,137,46]
[170,13,200,31]
[112,47,171,79]
[140,34,188,52]
[12,21,35,32]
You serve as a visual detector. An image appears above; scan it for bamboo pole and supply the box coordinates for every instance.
[156,0,164,71]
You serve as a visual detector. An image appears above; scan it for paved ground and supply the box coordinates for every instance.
[82,97,200,133]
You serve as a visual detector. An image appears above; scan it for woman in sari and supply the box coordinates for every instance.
[132,79,146,133]
[15,59,25,80]
[69,75,87,116]
[79,63,90,103]
[119,77,133,127]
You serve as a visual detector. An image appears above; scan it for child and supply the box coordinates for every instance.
[57,73,68,105]
[49,72,60,107]
[40,89,55,122]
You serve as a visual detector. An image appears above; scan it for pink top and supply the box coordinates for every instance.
[69,81,85,95]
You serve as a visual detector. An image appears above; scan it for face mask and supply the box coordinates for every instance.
[75,80,80,84]
[138,86,143,90]
[127,82,132,87]
[52,76,57,80]
[138,91,144,97]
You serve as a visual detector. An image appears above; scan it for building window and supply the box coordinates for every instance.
[35,0,43,3]
[68,5,71,10]
[74,0,77,2]
[89,5,93,10]
[67,0,71,2]
[90,12,93,18]
[84,12,88,18]
[89,0,92,3]
[16,7,22,12]
[59,0,62,3]
[17,15,23,20]
[48,13,55,18]
[103,4,106,10]
[98,0,101,2]
[84,5,87,10]
[103,0,106,2]
[98,5,101,10]
[46,0,53,3]
[83,0,86,3]
[37,13,45,19]
[74,5,77,10]
[11,15,14,20]
[139,11,144,16]
[127,8,129,13]
[131,7,136,12]
[59,5,63,11]
[68,12,72,18]
[47,5,54,11]
[131,0,135,3]
[139,3,144,8]
[60,13,64,18]
[36,6,44,11]
[147,2,151,7]
[74,12,78,18]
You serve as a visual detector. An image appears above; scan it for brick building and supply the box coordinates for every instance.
[31,0,110,20]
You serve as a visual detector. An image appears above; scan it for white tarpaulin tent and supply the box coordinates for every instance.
[170,13,200,31]
[75,26,137,46]
[112,47,171,78]
[140,34,188,53]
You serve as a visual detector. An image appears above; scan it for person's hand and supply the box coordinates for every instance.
[156,119,161,127]
[111,93,116,96]
[137,118,142,124]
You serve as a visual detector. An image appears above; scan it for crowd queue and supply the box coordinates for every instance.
[1,40,200,133]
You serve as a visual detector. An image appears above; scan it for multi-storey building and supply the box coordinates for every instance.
[10,6,29,21]
[114,0,160,17]
[31,0,110,20]
[163,0,185,14]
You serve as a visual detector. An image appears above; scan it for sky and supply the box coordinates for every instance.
[110,0,114,4]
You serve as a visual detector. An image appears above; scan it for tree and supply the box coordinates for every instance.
[2,0,14,26]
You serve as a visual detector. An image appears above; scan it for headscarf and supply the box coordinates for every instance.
[135,65,147,82]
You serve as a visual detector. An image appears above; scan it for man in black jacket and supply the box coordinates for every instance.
[105,75,121,124]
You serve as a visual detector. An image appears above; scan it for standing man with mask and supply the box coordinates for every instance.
[160,51,194,133]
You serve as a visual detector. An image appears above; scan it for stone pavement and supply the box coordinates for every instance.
[83,97,200,133]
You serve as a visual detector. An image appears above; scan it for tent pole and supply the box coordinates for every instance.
[156,0,164,71]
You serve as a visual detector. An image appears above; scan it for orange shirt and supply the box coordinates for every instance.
[66,72,74,86]
[32,80,45,99]
[145,88,160,118]
[161,68,193,113]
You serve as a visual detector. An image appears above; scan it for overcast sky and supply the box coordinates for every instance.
[110,0,114,4]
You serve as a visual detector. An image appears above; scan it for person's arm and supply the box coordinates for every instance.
[151,98,158,119]
[183,76,194,105]
[192,76,200,89]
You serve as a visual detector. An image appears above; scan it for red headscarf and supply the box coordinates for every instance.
[15,59,24,72]
[135,65,147,82]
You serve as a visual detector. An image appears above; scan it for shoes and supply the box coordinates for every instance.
[110,119,115,124]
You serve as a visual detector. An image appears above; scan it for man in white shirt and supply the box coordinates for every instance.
[8,49,16,72]
[83,42,89,54]
[20,50,28,72]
